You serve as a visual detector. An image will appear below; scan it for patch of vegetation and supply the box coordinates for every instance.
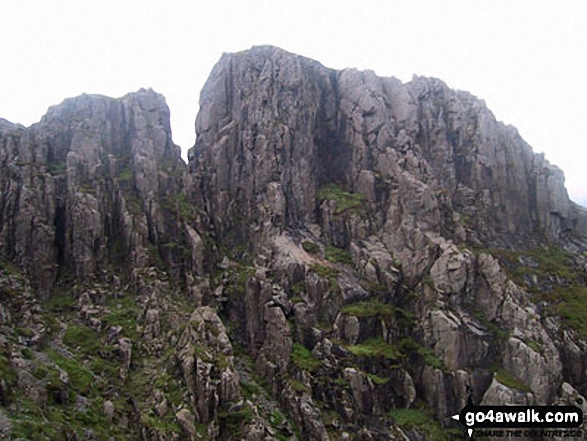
[302,240,320,254]
[89,355,119,380]
[224,265,256,299]
[125,192,143,215]
[290,281,306,296]
[79,184,97,194]
[118,166,133,182]
[0,354,17,391]
[367,372,389,385]
[473,310,510,343]
[218,405,253,435]
[16,327,34,338]
[164,192,194,222]
[288,378,311,394]
[553,284,587,339]
[526,340,542,353]
[418,346,447,371]
[347,338,400,360]
[33,365,49,380]
[390,407,462,440]
[140,413,182,435]
[309,263,339,279]
[398,337,447,371]
[43,289,75,313]
[494,368,531,393]
[21,347,35,360]
[270,409,285,426]
[325,245,353,265]
[240,380,260,399]
[341,298,395,318]
[292,342,322,372]
[46,349,93,394]
[317,183,365,214]
[47,162,66,176]
[309,264,340,292]
[63,325,102,355]
[104,295,140,339]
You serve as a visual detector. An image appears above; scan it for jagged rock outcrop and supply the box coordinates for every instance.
[0,46,586,440]
[0,89,188,295]
[185,46,587,439]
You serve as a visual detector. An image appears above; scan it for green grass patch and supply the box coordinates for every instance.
[325,245,353,265]
[218,405,253,435]
[288,378,311,394]
[240,380,260,399]
[46,349,93,394]
[268,409,285,427]
[309,263,339,279]
[552,284,587,339]
[527,340,542,354]
[16,327,34,338]
[491,246,587,337]
[398,337,448,371]
[317,183,365,214]
[390,408,461,440]
[473,310,510,342]
[0,354,17,389]
[367,372,389,385]
[63,325,102,355]
[309,263,340,292]
[341,298,395,318]
[21,347,35,360]
[43,289,75,313]
[292,343,322,372]
[347,338,400,360]
[118,166,133,182]
[104,295,139,339]
[302,240,320,254]
[47,162,66,176]
[494,368,531,393]
[163,193,194,222]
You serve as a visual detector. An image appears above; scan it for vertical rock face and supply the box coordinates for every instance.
[189,46,586,252]
[184,46,587,439]
[188,46,339,245]
[1,47,586,440]
[0,89,186,294]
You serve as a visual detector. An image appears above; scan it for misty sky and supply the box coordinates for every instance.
[1,1,585,206]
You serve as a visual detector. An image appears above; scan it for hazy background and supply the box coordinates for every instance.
[1,0,585,205]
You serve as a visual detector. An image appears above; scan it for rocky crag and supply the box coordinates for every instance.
[0,46,586,440]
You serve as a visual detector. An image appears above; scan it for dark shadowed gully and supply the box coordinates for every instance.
[0,46,586,440]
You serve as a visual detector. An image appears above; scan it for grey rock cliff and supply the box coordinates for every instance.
[0,46,586,440]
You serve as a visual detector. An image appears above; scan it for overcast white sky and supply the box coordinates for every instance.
[1,1,585,205]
